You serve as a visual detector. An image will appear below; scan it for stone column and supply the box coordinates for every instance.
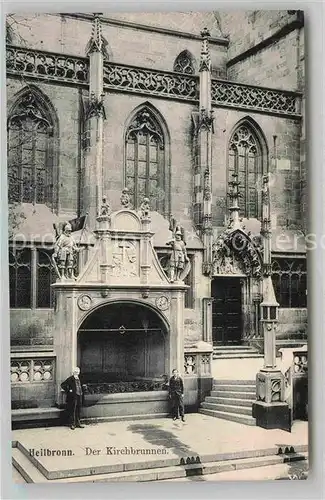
[52,285,78,406]
[140,217,152,285]
[198,28,214,276]
[253,276,290,430]
[202,297,213,343]
[169,289,186,375]
[83,14,106,228]
[95,215,112,282]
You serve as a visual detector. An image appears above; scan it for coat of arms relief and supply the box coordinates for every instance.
[111,240,138,278]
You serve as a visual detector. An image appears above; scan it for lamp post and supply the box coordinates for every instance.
[252,175,290,431]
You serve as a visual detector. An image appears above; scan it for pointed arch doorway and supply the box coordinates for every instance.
[77,300,169,390]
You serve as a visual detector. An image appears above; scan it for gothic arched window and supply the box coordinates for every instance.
[173,50,195,74]
[7,88,58,207]
[125,106,169,215]
[9,246,55,309]
[271,258,307,308]
[228,122,266,219]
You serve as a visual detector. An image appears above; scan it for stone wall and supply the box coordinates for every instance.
[277,308,307,339]
[7,13,227,75]
[10,309,54,345]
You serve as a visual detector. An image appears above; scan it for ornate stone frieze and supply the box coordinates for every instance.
[211,80,300,117]
[86,378,169,394]
[6,45,89,84]
[7,45,301,117]
[104,62,198,102]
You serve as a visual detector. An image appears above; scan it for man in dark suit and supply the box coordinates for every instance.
[61,367,86,430]
[169,368,185,422]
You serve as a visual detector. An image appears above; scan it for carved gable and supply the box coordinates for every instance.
[77,210,169,286]
[212,228,262,278]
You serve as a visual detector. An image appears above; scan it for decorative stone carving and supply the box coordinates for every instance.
[212,228,262,278]
[184,355,196,375]
[7,45,88,84]
[85,13,109,58]
[127,109,164,147]
[173,50,195,75]
[77,294,92,311]
[141,289,150,299]
[203,168,212,201]
[86,92,105,120]
[85,378,168,394]
[155,295,170,311]
[271,379,282,402]
[52,222,80,281]
[120,188,131,209]
[111,240,138,278]
[256,374,266,402]
[199,108,214,132]
[98,195,111,217]
[211,80,299,116]
[294,353,308,374]
[140,197,151,220]
[199,28,211,72]
[104,62,198,102]
[11,357,54,383]
[9,91,51,128]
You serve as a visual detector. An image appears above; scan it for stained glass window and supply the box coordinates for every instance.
[9,246,55,309]
[272,258,307,308]
[125,108,167,214]
[8,90,54,206]
[228,124,264,218]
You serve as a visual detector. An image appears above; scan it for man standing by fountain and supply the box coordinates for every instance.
[169,369,185,422]
[61,367,86,430]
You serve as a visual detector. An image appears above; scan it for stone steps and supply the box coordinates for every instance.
[12,444,308,483]
[206,396,254,407]
[213,383,256,393]
[213,346,263,360]
[200,379,257,426]
[210,390,255,400]
[199,408,256,425]
[201,402,252,416]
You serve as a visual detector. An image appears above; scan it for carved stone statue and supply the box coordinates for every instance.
[98,195,111,217]
[140,197,150,219]
[120,188,130,209]
[166,224,190,283]
[52,222,79,280]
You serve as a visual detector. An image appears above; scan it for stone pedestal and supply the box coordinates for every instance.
[252,401,291,430]
[184,341,213,412]
[253,369,290,431]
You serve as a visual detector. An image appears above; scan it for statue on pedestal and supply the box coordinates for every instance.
[52,222,79,280]
[166,219,190,283]
[140,197,150,219]
[98,195,111,217]
[120,188,131,209]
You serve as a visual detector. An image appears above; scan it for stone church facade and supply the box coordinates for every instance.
[7,11,306,421]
